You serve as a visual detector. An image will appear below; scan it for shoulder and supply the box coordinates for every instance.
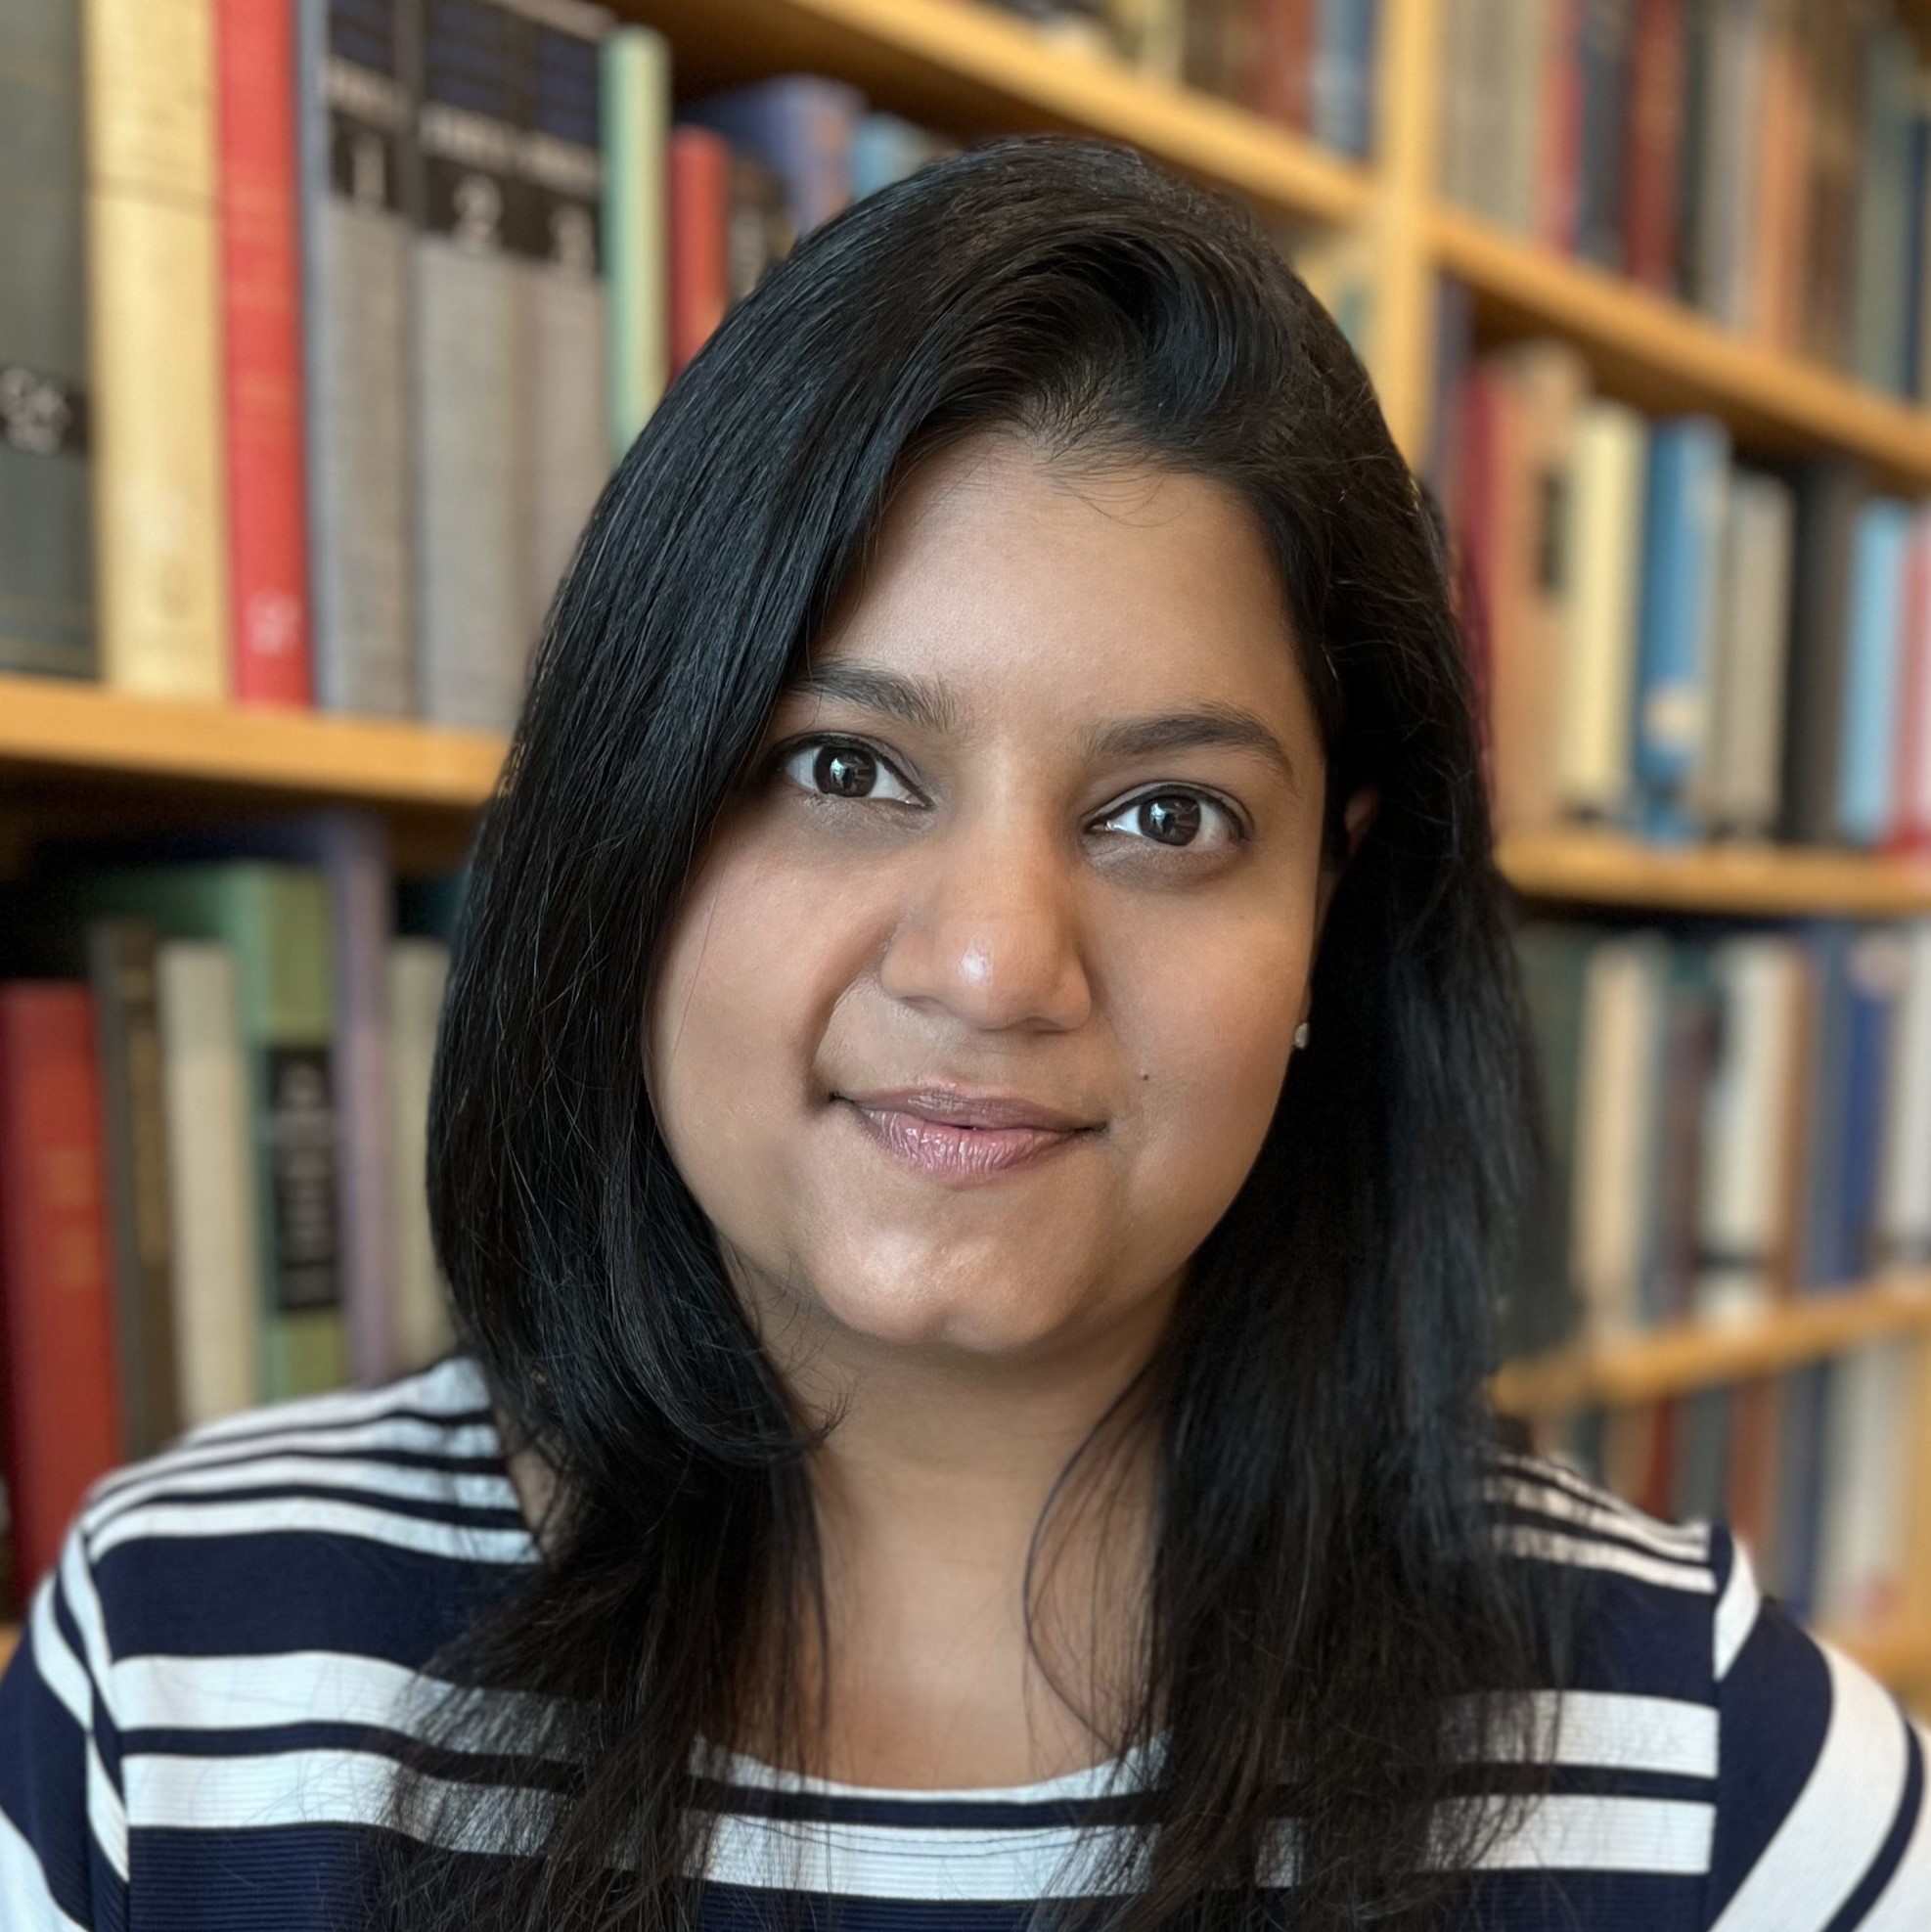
[57,1353,537,1711]
[0,1356,537,1924]
[1490,1449,1931,1927]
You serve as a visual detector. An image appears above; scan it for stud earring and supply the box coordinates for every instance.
[1293,1020,1311,1050]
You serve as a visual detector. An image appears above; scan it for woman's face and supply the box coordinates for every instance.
[645,432,1367,1370]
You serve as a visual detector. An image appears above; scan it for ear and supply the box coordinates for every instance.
[1313,784,1379,949]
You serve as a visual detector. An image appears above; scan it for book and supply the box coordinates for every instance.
[1876,921,1931,1271]
[1835,497,1911,848]
[1696,468,1793,838]
[1695,934,1803,1321]
[679,73,866,240]
[513,0,611,647]
[155,941,262,1426]
[66,865,344,1400]
[1778,461,1864,846]
[413,0,529,732]
[667,124,730,379]
[215,0,312,707]
[297,0,417,716]
[0,984,122,1593]
[601,22,669,461]
[0,0,94,678]
[82,0,229,699]
[1486,341,1590,836]
[85,920,181,1459]
[387,937,454,1370]
[1632,416,1730,840]
[1559,397,1647,822]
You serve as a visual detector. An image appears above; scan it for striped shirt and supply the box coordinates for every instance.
[2,1353,1928,1930]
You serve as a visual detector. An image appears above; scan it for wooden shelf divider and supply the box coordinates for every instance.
[1492,1275,1931,1417]
[0,675,506,812]
[1496,827,1931,918]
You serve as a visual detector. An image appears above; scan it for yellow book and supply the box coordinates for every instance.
[82,0,228,699]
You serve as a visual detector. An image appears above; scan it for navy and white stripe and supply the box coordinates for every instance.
[3,1356,1928,1929]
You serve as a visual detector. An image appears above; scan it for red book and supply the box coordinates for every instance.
[1624,0,1686,292]
[216,0,313,707]
[1537,0,1583,253]
[1248,0,1313,130]
[0,988,123,1595]
[669,126,732,380]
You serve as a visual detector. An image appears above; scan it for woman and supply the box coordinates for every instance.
[2,134,1923,1932]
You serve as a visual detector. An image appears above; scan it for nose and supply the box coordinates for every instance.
[876,808,1094,1032]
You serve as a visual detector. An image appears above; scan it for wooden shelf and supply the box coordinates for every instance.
[1492,1275,1931,1416]
[1431,204,1931,491]
[626,0,1370,226]
[0,676,505,810]
[1496,828,1931,919]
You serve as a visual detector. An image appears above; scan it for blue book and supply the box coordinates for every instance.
[1632,417,1730,840]
[850,112,942,202]
[1312,0,1377,158]
[1837,936,1900,1286]
[1835,497,1911,846]
[681,73,867,238]
[1795,923,1854,1296]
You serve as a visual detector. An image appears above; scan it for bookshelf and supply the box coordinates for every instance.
[7,0,1931,1699]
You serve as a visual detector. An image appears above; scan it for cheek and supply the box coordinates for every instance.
[1113,917,1311,1198]
[643,852,846,1191]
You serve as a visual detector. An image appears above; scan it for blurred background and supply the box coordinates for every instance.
[6,0,1931,1709]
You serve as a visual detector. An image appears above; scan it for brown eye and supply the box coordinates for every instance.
[1099,790,1243,850]
[779,738,920,805]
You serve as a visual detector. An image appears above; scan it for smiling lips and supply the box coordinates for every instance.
[835,1087,1100,1182]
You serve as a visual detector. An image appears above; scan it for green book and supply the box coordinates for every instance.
[0,0,94,674]
[601,23,669,461]
[64,865,344,1400]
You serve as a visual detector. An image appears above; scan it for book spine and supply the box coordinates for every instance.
[217,0,313,707]
[0,0,95,677]
[1624,0,1685,290]
[1834,497,1910,848]
[601,24,668,461]
[155,942,262,1426]
[84,920,181,1459]
[413,0,529,731]
[301,0,416,716]
[0,985,123,1593]
[1633,418,1729,839]
[81,0,230,699]
[513,0,610,649]
[668,125,731,379]
[386,939,454,1369]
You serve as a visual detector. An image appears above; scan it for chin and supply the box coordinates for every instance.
[814,1278,1076,1359]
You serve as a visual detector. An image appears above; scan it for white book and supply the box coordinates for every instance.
[387,939,454,1371]
[1816,1340,1912,1633]
[1571,934,1668,1339]
[156,941,262,1427]
[1559,400,1647,820]
[1694,935,1801,1321]
[1878,921,1931,1270]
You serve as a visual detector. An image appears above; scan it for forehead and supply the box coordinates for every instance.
[802,434,1316,746]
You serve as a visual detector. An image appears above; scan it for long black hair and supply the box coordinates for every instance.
[379,131,1572,1930]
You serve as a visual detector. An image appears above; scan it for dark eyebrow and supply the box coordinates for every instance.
[783,663,1300,794]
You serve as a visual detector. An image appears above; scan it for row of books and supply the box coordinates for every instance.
[1544,1342,1919,1634]
[978,0,1378,156]
[1440,1,1931,400]
[1439,331,1931,849]
[0,823,463,1608]
[2,0,1387,736]
[1503,917,1931,1365]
